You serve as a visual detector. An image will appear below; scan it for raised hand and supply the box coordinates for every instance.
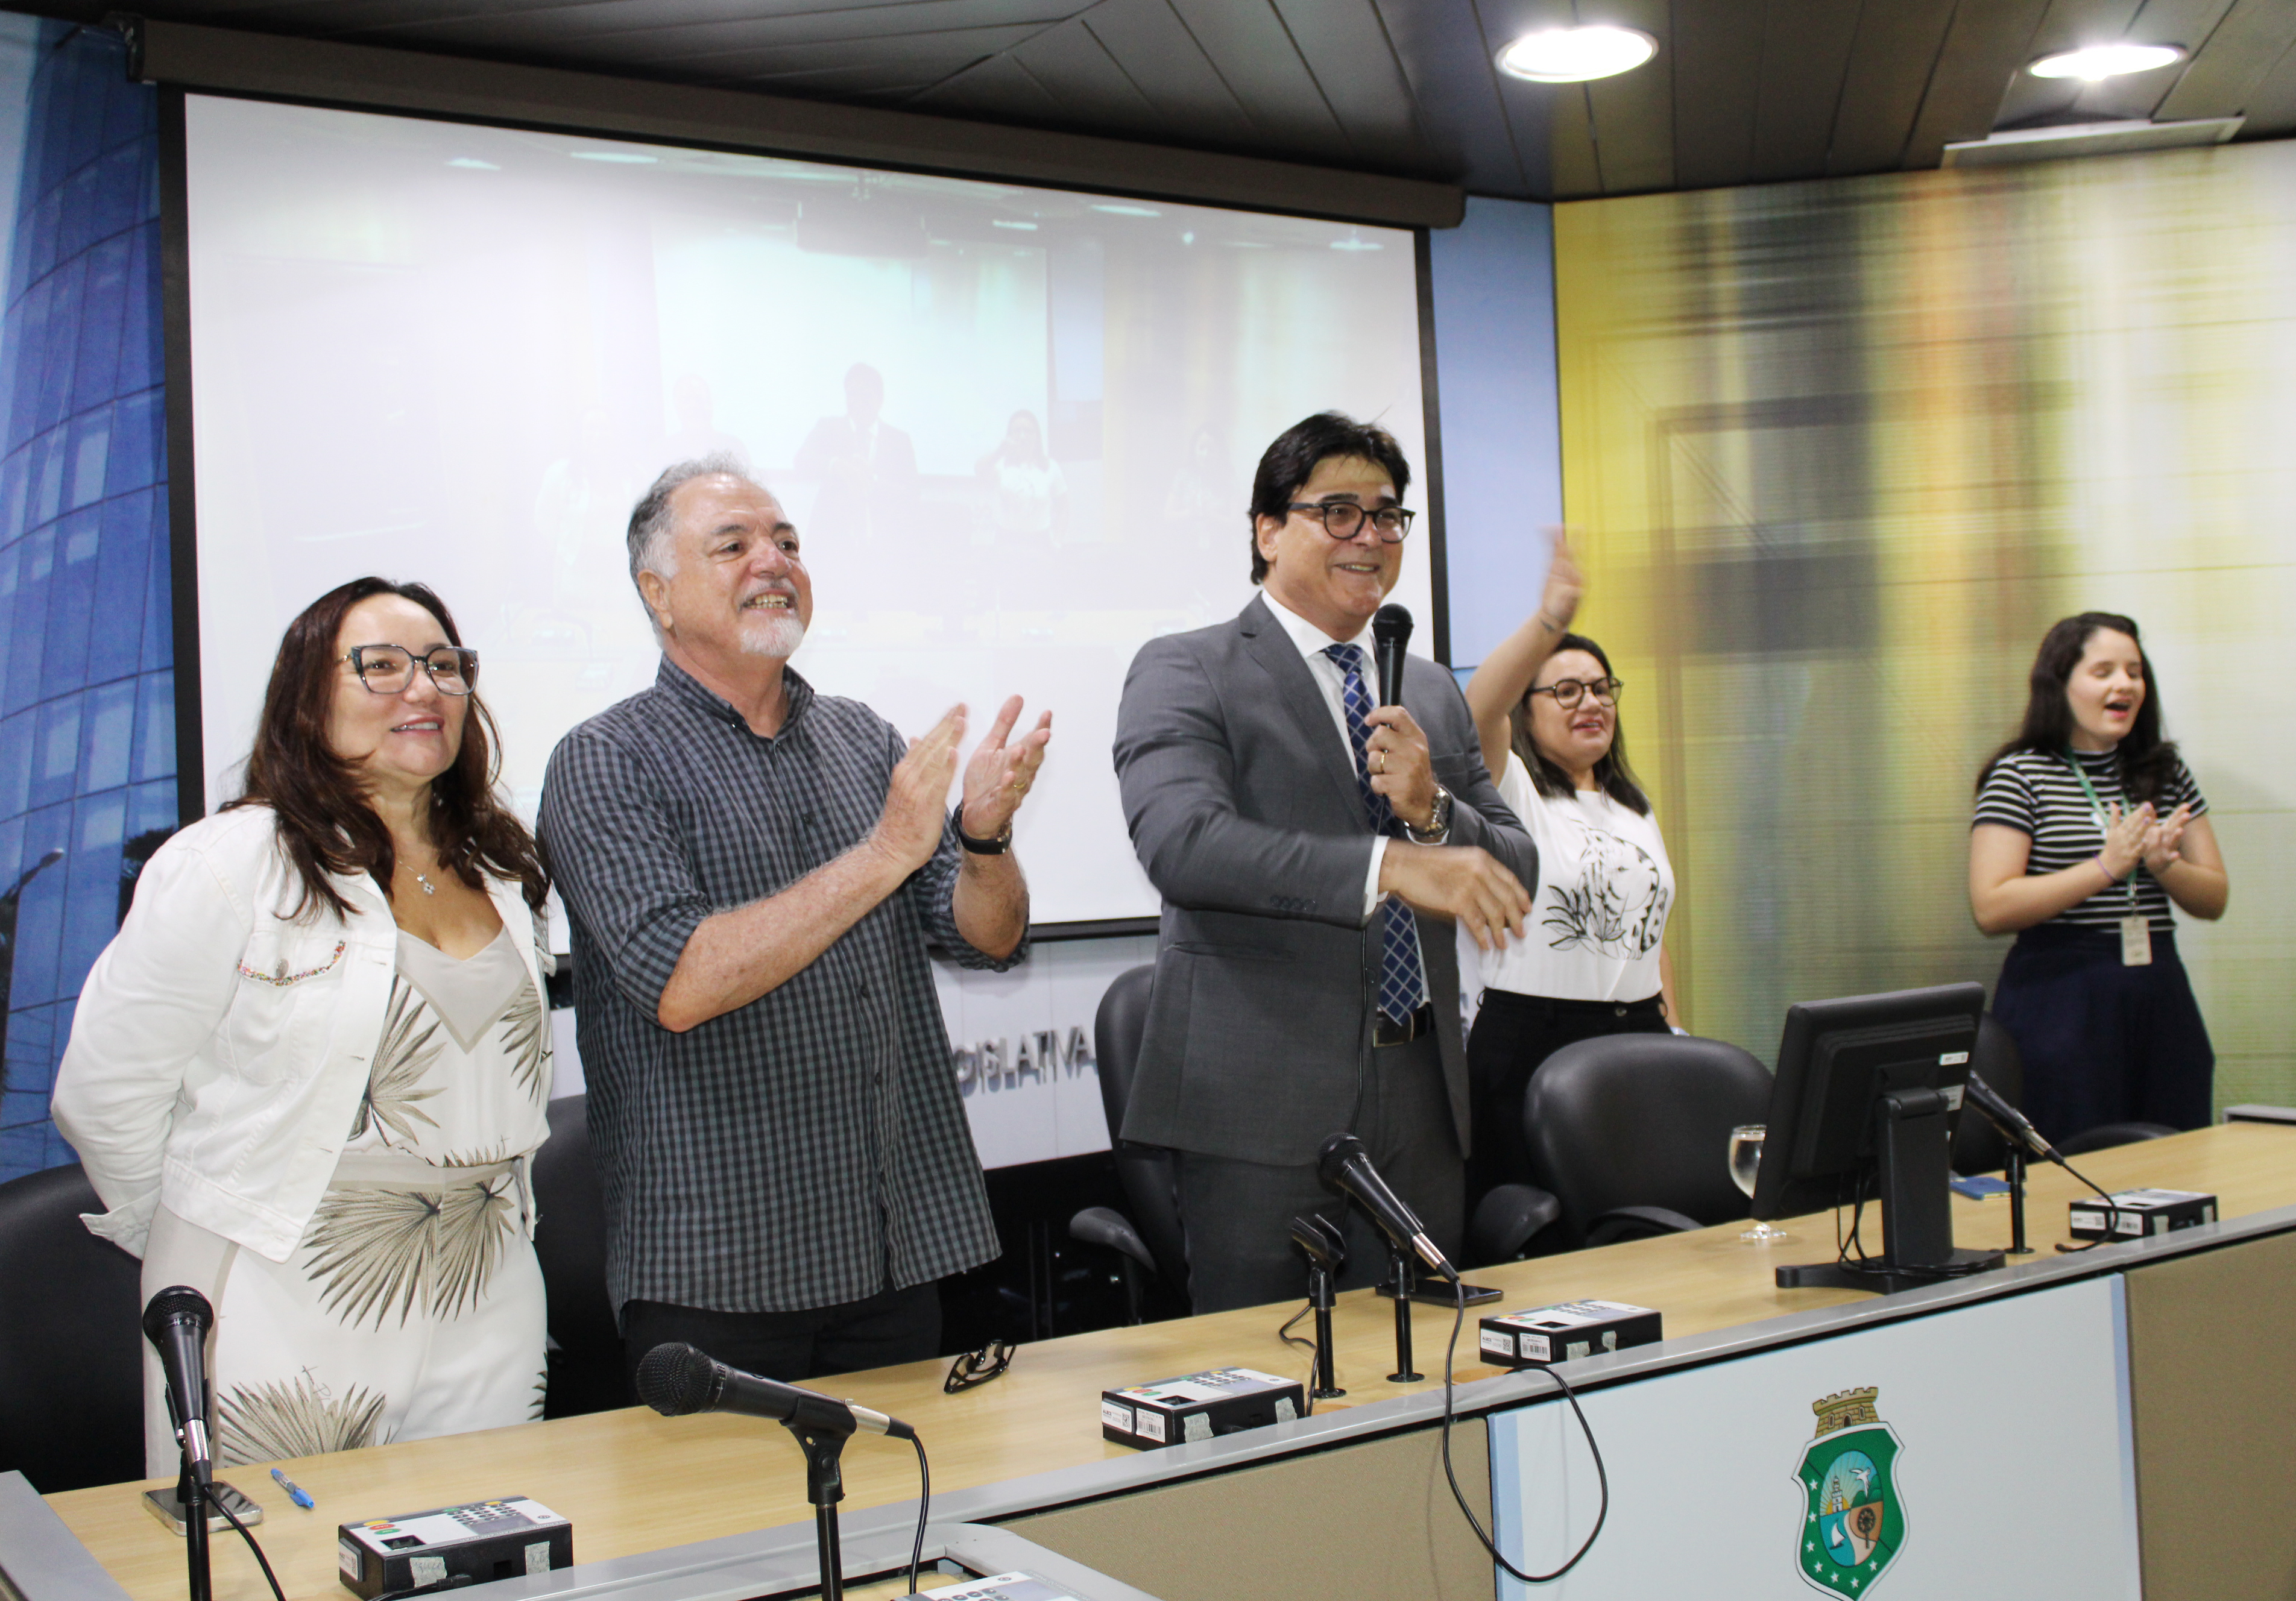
[959,694,1053,844]
[2097,799,2154,882]
[874,705,967,873]
[1540,527,1584,635]
[2142,802,2192,876]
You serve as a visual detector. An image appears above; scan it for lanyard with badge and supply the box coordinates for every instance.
[2063,753,2152,967]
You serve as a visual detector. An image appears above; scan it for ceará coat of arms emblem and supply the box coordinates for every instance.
[1794,1386,1905,1594]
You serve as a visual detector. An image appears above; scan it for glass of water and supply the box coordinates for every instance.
[1728,1124,1787,1243]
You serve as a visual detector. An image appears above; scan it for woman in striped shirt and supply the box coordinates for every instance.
[1969,612,2229,1141]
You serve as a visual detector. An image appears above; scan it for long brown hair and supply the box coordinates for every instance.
[227,578,549,920]
[1977,611,2181,805]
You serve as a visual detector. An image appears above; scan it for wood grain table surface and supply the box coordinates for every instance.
[47,1122,2296,1601]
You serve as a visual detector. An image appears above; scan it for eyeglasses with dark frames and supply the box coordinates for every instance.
[341,644,480,696]
[1527,676,1623,709]
[943,1338,1015,1394]
[1285,500,1416,543]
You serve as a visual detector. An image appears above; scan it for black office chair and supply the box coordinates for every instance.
[531,1094,626,1417]
[1950,1014,2028,1177]
[2058,1121,2179,1157]
[1523,1033,1774,1250]
[0,1162,145,1491]
[1067,964,1190,1318]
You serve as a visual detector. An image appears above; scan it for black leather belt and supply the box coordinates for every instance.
[1373,1004,1434,1046]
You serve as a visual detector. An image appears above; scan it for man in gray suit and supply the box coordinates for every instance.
[1112,412,1536,1313]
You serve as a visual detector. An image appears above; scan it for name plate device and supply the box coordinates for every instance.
[337,1497,573,1597]
[1479,1300,1662,1368]
[922,1574,1080,1599]
[2067,1188,2217,1242]
[1099,1367,1305,1450]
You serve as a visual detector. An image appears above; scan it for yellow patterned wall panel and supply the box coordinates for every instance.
[1554,146,2295,1112]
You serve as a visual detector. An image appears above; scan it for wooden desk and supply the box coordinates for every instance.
[45,1122,2296,1601]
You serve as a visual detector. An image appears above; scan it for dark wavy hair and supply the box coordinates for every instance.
[1978,611,2180,805]
[226,578,549,920]
[1510,632,1650,816]
[1247,412,1411,584]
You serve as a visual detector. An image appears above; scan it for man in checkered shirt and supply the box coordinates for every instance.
[539,456,1051,1385]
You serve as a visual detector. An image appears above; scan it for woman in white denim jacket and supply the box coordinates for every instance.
[54,578,555,1474]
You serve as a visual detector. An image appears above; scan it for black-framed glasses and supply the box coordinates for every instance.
[1286,500,1416,543]
[341,644,479,696]
[1528,676,1622,709]
[944,1339,1015,1394]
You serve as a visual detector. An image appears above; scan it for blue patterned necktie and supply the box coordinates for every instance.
[1323,643,1429,1027]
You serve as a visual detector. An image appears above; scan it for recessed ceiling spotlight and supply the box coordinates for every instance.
[2028,43,2186,81]
[1496,25,1657,84]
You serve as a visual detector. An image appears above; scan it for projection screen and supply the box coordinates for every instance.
[182,94,1432,926]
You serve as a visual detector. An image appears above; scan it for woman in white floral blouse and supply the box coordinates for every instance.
[54,577,555,1474]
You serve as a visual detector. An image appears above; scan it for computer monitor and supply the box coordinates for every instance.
[1749,981,2005,1294]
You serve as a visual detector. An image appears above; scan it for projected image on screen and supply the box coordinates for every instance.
[184,95,1430,923]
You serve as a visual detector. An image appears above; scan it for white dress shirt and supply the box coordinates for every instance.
[1260,590,1393,919]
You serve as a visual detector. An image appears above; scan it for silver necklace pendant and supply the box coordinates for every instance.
[412,872,437,896]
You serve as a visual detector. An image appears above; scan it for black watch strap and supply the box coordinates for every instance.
[953,804,1012,855]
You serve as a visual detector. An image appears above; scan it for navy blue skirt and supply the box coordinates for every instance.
[1990,922,2214,1143]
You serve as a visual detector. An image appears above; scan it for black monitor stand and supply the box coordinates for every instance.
[1776,1087,2005,1295]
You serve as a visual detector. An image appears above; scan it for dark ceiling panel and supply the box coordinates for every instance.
[1670,0,1765,191]
[1161,0,1351,157]
[1577,0,1674,193]
[911,47,1071,121]
[2157,0,2296,120]
[1004,15,1167,137]
[1266,0,1440,169]
[1372,0,1528,194]
[1901,0,2052,168]
[1080,0,1260,147]
[2234,31,2296,134]
[1825,0,1957,175]
[355,0,1079,57]
[1474,0,1579,198]
[663,29,1042,87]
[1547,84,1601,197]
[1748,0,1863,183]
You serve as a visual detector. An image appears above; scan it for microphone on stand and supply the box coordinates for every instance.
[636,1342,915,1441]
[1964,1072,2064,1165]
[1317,1133,1458,1282]
[1371,604,1412,709]
[143,1286,215,1483]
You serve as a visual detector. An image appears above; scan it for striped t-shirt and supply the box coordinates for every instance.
[1972,747,2207,933]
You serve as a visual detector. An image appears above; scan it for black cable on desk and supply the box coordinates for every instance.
[1437,1281,1609,1584]
[906,1434,931,1594]
[210,1487,288,1601]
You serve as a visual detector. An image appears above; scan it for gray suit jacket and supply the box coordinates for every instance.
[1111,593,1539,1166]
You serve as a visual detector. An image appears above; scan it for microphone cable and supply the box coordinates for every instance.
[207,1485,288,1601]
[904,1433,931,1594]
[1436,1279,1609,1584]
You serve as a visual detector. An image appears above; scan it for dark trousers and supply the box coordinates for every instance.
[621,1281,942,1392]
[1992,923,2214,1143]
[1175,1030,1463,1316]
[1466,989,1668,1206]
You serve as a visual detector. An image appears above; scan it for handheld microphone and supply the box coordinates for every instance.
[1317,1133,1457,1282]
[142,1286,215,1482]
[1371,605,1412,709]
[636,1342,915,1441]
[1964,1072,2062,1164]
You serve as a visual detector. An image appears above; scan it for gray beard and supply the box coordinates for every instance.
[739,611,806,657]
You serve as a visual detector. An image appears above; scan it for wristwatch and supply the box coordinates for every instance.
[1402,784,1452,845]
[953,804,1012,856]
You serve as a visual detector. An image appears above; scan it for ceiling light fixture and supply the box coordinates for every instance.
[1496,25,1657,84]
[2027,43,2186,81]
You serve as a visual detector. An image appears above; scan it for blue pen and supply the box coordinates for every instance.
[271,1468,315,1510]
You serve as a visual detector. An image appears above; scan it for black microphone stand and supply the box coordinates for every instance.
[782,1420,849,1601]
[1306,1254,1344,1400]
[2003,1145,2032,1255]
[1386,1247,1422,1383]
[172,1418,211,1601]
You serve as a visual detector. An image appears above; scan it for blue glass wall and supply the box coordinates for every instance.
[0,22,173,1182]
